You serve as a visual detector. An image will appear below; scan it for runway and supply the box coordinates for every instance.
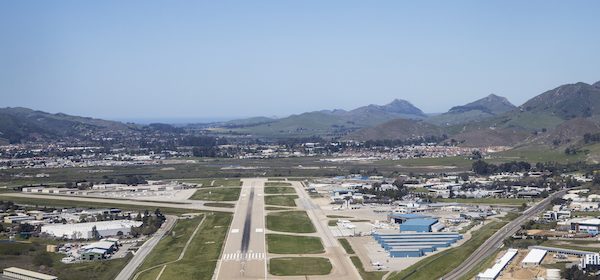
[215,178,267,280]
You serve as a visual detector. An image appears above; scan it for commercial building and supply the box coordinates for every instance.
[476,249,518,280]
[570,218,600,235]
[2,267,57,280]
[41,220,142,239]
[521,248,547,267]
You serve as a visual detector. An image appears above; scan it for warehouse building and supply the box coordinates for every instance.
[373,232,462,258]
[41,220,142,239]
[476,249,518,280]
[581,253,600,270]
[2,267,57,280]
[521,248,547,267]
[399,218,441,232]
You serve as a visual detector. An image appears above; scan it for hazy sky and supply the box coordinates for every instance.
[2,1,600,121]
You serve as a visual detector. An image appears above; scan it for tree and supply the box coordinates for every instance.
[91,226,101,240]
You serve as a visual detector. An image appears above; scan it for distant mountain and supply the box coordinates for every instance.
[345,118,443,141]
[214,99,426,138]
[427,94,516,126]
[450,81,600,146]
[520,82,600,119]
[0,107,136,143]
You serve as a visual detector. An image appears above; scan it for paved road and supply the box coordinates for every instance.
[292,181,362,280]
[0,193,234,213]
[442,189,567,280]
[215,178,267,280]
[115,215,177,280]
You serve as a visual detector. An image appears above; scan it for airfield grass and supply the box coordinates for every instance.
[136,212,231,280]
[180,178,242,187]
[264,186,296,194]
[190,187,241,201]
[0,194,194,215]
[266,234,324,254]
[203,202,235,208]
[338,238,355,254]
[264,195,298,207]
[435,197,535,205]
[266,211,316,233]
[137,216,204,272]
[387,220,507,280]
[265,182,292,187]
[391,156,472,169]
[265,206,294,211]
[269,257,332,276]
[351,256,387,280]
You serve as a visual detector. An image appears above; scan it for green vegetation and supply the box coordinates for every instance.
[181,178,242,187]
[264,186,296,194]
[351,256,387,280]
[269,257,332,276]
[265,206,293,211]
[136,212,232,280]
[572,211,600,217]
[338,238,355,254]
[189,187,241,201]
[265,182,292,187]
[264,195,298,207]
[203,202,235,208]
[266,234,324,254]
[387,221,507,280]
[326,215,352,218]
[489,145,586,164]
[266,211,316,233]
[540,240,598,252]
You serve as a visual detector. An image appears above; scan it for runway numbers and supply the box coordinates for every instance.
[231,229,239,233]
[255,228,263,233]
[222,252,266,261]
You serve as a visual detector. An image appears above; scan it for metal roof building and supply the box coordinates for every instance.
[41,220,142,239]
[373,232,462,258]
[2,267,57,280]
[399,218,439,232]
[476,249,518,280]
[521,248,547,267]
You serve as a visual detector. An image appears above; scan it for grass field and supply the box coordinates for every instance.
[264,195,298,207]
[387,221,507,280]
[338,238,355,254]
[489,145,586,164]
[266,234,324,254]
[264,186,296,194]
[571,211,600,217]
[265,182,292,187]
[269,257,332,276]
[136,212,232,280]
[181,178,242,187]
[266,211,316,233]
[189,188,241,201]
[265,206,293,211]
[351,256,387,280]
[203,202,235,208]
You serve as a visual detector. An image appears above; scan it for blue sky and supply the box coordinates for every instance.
[1,1,600,121]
